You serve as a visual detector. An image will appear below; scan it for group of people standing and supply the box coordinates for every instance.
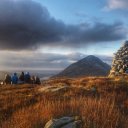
[4,72,41,85]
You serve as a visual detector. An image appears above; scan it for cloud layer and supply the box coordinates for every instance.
[0,0,126,50]
[0,51,112,70]
[0,52,85,70]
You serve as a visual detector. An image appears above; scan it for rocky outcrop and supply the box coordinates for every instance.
[44,117,81,128]
[53,55,110,78]
[109,41,128,77]
[39,85,70,93]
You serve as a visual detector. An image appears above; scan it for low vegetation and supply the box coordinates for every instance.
[0,76,128,128]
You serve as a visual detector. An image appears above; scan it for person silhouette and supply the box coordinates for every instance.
[11,73,18,85]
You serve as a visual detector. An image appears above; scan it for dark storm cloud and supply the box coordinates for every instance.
[0,0,126,50]
[65,22,126,45]
[0,0,66,50]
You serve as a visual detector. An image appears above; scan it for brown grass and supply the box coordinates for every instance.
[0,77,127,128]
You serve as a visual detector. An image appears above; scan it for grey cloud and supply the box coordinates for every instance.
[0,0,66,50]
[97,55,113,65]
[0,52,86,70]
[0,0,126,50]
[0,51,112,70]
[66,22,126,45]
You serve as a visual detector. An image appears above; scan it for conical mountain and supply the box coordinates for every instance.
[54,55,110,78]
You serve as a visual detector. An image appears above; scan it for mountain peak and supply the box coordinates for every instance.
[53,55,110,78]
[86,55,98,59]
[78,55,103,65]
[83,55,100,60]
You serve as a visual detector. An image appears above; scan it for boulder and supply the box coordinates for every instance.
[44,117,81,128]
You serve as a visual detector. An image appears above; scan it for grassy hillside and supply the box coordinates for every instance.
[0,77,128,128]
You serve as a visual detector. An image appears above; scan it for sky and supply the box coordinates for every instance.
[0,0,128,71]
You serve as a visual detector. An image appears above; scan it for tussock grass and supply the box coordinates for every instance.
[0,77,127,128]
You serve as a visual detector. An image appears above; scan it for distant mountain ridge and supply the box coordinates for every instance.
[53,55,111,78]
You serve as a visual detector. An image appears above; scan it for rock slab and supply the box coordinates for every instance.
[39,85,69,93]
[44,117,81,128]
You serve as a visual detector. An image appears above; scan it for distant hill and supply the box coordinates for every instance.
[53,55,111,78]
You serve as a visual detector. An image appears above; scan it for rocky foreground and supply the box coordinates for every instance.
[0,77,128,128]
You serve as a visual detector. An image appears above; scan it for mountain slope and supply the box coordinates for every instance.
[54,55,111,78]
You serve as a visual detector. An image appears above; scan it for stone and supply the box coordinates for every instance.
[109,40,128,77]
[44,117,81,128]
[119,69,124,73]
[61,120,81,128]
[39,85,69,93]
